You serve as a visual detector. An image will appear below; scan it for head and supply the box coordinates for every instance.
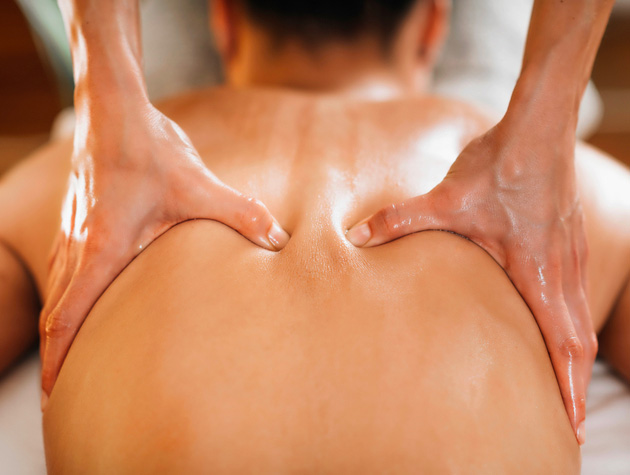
[210,0,450,95]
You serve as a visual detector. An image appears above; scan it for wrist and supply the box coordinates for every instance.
[74,84,151,127]
[511,66,580,119]
[73,52,148,111]
[59,0,147,106]
[502,0,615,152]
[501,61,581,156]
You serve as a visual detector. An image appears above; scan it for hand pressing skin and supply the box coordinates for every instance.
[347,115,596,445]
[39,99,289,408]
[40,0,289,409]
[348,0,614,445]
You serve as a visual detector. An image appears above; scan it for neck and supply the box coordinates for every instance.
[227,30,424,100]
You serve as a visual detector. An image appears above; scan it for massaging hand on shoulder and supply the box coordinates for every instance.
[348,0,615,444]
[40,0,289,407]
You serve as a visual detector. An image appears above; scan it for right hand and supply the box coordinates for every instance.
[40,100,290,408]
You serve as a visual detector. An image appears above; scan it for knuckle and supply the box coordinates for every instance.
[559,336,584,360]
[374,204,404,237]
[238,197,268,231]
[44,311,71,338]
[546,253,563,275]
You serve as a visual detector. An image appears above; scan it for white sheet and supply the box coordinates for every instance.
[0,354,45,474]
[0,354,627,474]
[581,361,630,474]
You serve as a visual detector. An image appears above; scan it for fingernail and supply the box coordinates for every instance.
[41,392,49,412]
[576,420,586,445]
[268,221,290,250]
[346,223,372,247]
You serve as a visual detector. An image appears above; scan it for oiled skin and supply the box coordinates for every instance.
[2,88,630,472]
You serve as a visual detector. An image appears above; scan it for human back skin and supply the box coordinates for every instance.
[2,88,630,472]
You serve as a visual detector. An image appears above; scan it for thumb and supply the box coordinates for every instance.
[184,176,290,251]
[346,188,453,248]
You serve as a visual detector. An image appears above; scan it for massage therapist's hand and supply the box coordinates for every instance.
[346,114,596,443]
[39,98,289,406]
[41,0,288,409]
[348,0,615,445]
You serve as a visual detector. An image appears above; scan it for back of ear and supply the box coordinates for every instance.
[210,0,238,61]
[418,0,451,66]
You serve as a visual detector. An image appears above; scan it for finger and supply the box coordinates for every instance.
[538,300,586,444]
[516,267,586,444]
[564,239,597,389]
[566,282,597,390]
[183,177,289,251]
[39,264,69,362]
[42,244,72,320]
[40,252,119,407]
[346,189,455,248]
[40,239,74,361]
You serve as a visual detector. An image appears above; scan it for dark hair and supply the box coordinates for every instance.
[240,0,418,49]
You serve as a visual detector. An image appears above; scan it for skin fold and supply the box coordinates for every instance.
[0,89,628,472]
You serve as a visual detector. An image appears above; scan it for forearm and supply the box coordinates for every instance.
[57,0,147,105]
[505,0,614,148]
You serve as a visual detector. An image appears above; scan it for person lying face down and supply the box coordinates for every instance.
[0,0,628,472]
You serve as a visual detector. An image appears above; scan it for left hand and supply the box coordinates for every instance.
[346,117,597,445]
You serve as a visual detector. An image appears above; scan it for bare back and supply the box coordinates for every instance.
[3,88,630,472]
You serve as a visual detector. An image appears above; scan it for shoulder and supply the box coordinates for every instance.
[360,94,494,127]
[0,138,72,223]
[352,95,495,158]
[574,142,630,329]
[576,142,630,237]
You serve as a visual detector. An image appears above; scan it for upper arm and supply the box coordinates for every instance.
[600,276,630,381]
[0,240,39,375]
[0,139,72,375]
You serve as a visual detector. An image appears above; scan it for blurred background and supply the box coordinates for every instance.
[588,2,630,165]
[0,0,629,174]
[0,0,63,175]
[0,2,629,473]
